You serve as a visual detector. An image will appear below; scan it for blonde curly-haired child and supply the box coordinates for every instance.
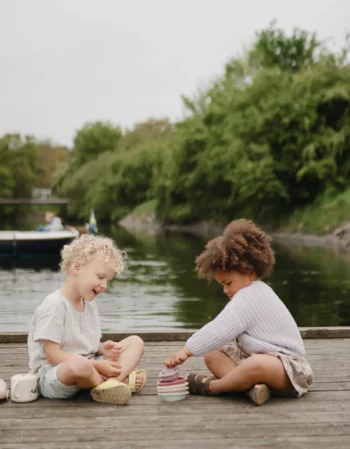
[28,234,146,405]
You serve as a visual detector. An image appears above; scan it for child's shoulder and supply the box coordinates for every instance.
[36,290,67,313]
[236,280,275,301]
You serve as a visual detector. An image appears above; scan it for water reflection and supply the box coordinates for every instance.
[105,226,350,328]
[269,244,350,327]
[0,225,349,331]
[0,253,60,271]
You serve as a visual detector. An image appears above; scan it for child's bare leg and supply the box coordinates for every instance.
[56,355,104,389]
[113,336,144,385]
[204,350,271,404]
[208,354,293,396]
[204,350,238,378]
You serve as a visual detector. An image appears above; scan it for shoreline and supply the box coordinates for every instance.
[119,214,350,251]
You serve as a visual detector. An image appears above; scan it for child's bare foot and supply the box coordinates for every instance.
[123,370,147,393]
[246,384,271,406]
[123,375,142,390]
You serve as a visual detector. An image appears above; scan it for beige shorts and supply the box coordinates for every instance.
[222,341,314,397]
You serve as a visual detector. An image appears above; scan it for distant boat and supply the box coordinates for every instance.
[0,229,79,255]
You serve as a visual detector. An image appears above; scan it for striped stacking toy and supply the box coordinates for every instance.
[157,366,189,402]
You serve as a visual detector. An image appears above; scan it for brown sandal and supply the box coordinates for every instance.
[187,373,216,396]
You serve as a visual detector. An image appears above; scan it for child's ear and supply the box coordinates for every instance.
[249,272,257,281]
[72,262,80,275]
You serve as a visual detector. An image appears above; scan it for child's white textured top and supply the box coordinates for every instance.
[28,290,102,376]
[186,281,305,357]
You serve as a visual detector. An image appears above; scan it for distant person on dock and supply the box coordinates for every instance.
[28,234,147,405]
[36,212,64,232]
[164,219,314,406]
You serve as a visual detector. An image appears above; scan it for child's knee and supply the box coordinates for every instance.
[204,350,222,366]
[246,354,266,374]
[129,335,145,353]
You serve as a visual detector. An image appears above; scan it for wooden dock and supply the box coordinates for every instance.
[0,334,350,448]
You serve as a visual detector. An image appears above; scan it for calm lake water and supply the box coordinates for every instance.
[0,225,350,332]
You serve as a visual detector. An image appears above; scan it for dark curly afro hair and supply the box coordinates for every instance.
[195,219,275,279]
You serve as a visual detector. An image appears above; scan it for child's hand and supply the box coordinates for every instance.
[164,347,192,368]
[93,360,122,378]
[100,340,123,361]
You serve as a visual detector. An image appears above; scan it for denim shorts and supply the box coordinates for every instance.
[38,355,104,399]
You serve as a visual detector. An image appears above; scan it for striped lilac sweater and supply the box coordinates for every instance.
[186,280,305,357]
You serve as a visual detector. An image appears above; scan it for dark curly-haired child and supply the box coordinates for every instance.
[164,219,313,405]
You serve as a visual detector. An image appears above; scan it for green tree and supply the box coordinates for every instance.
[248,20,321,73]
[54,121,122,219]
[95,119,173,221]
[0,134,37,198]
[56,119,173,222]
[0,133,38,219]
[71,121,122,168]
[36,141,70,188]
[156,24,350,224]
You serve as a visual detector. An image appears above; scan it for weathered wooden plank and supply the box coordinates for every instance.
[1,390,350,409]
[2,345,346,359]
[1,328,350,343]
[1,367,350,385]
[1,400,350,419]
[0,384,349,397]
[1,371,350,387]
[0,332,193,344]
[0,382,348,398]
[1,436,350,449]
[12,351,344,364]
[1,410,350,430]
[1,422,350,444]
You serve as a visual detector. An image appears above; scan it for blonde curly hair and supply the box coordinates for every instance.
[60,234,126,275]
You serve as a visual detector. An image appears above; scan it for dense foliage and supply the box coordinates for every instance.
[2,23,350,227]
[36,141,70,188]
[55,119,173,221]
[156,24,350,224]
[0,134,37,198]
[0,134,69,219]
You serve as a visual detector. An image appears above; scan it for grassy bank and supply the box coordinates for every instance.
[281,188,350,235]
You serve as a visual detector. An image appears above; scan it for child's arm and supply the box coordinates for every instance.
[44,340,73,366]
[164,298,247,366]
[44,340,122,377]
[185,304,246,357]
